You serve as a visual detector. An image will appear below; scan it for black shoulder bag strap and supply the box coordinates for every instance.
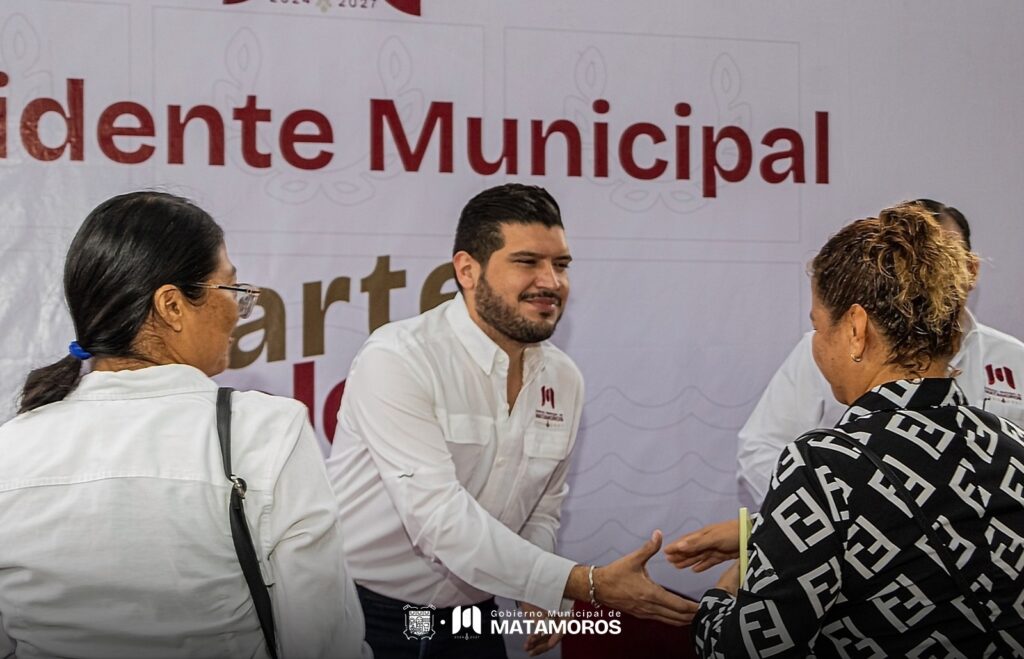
[799,428,1016,657]
[217,387,279,659]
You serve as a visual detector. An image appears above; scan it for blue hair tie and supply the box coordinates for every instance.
[68,341,93,360]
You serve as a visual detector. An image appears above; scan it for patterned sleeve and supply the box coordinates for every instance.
[695,442,846,658]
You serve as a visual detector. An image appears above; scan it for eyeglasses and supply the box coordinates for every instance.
[190,283,262,319]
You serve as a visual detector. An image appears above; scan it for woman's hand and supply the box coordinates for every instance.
[663,519,741,572]
[714,562,741,597]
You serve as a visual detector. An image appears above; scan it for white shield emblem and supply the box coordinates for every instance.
[403,604,436,640]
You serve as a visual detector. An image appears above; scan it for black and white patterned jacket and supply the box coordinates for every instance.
[695,378,1024,658]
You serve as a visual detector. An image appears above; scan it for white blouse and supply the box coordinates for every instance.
[0,364,368,659]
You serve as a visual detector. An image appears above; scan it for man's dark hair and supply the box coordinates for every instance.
[453,183,563,265]
[911,198,971,250]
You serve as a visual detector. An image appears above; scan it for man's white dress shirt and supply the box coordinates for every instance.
[737,310,1024,504]
[326,295,583,613]
[0,364,368,659]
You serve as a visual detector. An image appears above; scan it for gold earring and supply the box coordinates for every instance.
[851,354,862,363]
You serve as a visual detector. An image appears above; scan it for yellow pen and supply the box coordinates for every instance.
[738,506,752,588]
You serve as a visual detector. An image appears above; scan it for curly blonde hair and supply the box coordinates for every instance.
[811,203,977,374]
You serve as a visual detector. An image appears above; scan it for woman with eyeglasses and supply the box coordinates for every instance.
[0,192,369,658]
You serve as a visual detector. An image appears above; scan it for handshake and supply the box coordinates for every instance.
[567,520,742,626]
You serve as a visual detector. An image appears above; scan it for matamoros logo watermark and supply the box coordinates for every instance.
[490,606,622,636]
[222,0,421,16]
[403,604,622,640]
[452,605,483,637]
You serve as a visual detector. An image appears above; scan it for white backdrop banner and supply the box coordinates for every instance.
[2,0,1023,597]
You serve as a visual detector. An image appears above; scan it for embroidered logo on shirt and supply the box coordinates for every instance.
[987,364,1017,389]
[536,386,564,426]
[403,604,436,640]
[985,364,1021,401]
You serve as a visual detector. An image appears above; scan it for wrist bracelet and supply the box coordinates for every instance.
[588,564,601,608]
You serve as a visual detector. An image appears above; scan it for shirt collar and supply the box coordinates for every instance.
[961,307,978,334]
[949,307,978,369]
[838,378,967,425]
[444,293,545,377]
[67,364,216,401]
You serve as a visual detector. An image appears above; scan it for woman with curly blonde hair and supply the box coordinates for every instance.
[687,204,1024,657]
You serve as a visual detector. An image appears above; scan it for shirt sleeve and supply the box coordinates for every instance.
[696,442,845,658]
[737,333,829,505]
[519,375,584,554]
[265,412,371,659]
[339,344,577,613]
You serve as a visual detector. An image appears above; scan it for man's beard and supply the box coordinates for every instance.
[475,272,562,344]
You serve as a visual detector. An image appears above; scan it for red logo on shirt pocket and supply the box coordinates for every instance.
[987,364,1017,390]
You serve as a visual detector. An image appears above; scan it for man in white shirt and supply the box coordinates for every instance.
[735,199,1024,505]
[327,184,695,659]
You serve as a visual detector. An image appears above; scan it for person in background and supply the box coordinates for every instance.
[327,183,696,659]
[678,204,1024,656]
[735,198,1024,506]
[0,192,369,659]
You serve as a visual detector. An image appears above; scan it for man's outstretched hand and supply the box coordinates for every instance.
[565,530,698,626]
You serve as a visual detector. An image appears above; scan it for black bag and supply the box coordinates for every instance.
[798,428,1017,658]
[217,387,279,659]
